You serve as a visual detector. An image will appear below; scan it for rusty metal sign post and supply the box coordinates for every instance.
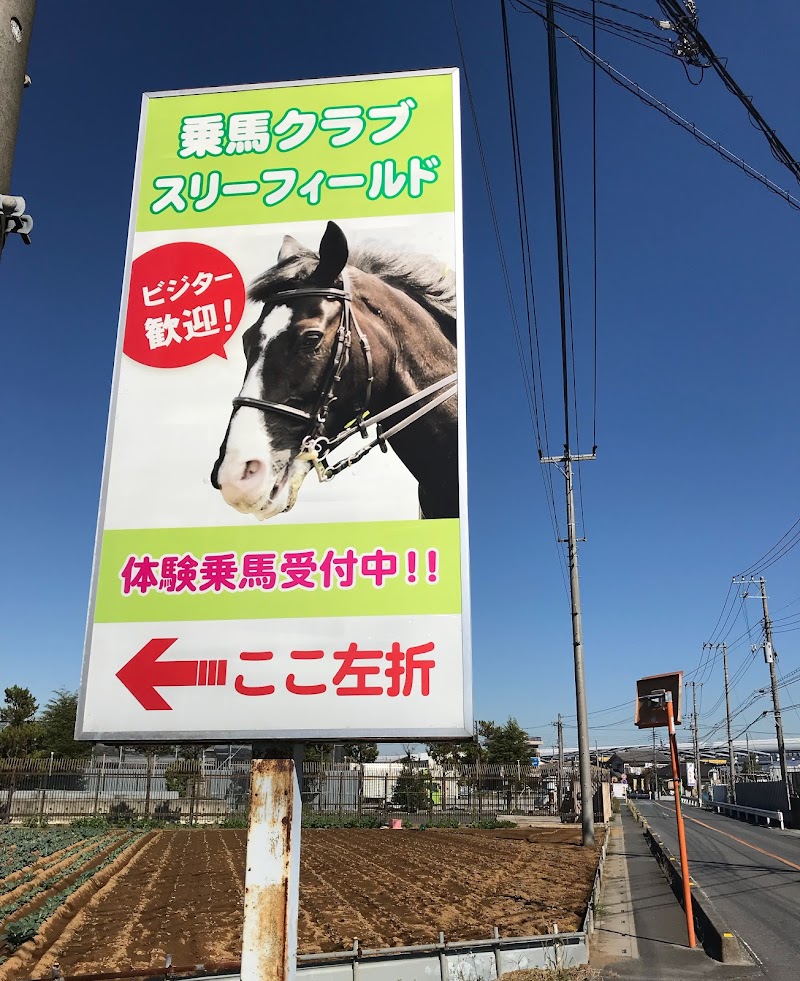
[635,674,696,950]
[242,757,303,981]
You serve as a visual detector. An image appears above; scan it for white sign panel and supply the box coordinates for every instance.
[77,69,471,741]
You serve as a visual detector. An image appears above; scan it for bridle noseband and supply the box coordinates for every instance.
[231,268,456,482]
[232,269,371,442]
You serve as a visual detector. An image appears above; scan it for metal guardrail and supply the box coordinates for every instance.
[709,801,784,830]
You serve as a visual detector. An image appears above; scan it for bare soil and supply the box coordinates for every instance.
[3,826,602,979]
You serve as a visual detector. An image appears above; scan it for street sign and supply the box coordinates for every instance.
[76,69,471,742]
[634,671,683,728]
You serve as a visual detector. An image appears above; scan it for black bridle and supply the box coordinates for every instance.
[231,267,457,482]
[232,268,374,458]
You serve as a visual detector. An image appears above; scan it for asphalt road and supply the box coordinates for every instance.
[637,799,800,979]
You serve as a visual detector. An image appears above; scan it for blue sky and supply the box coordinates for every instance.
[3,1,800,753]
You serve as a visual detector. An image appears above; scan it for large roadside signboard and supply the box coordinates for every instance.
[76,69,471,741]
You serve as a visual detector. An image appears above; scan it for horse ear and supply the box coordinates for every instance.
[314,222,349,284]
[277,235,304,262]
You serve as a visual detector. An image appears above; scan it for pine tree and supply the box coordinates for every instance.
[0,686,39,757]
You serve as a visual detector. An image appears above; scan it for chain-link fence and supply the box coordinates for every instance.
[0,757,611,825]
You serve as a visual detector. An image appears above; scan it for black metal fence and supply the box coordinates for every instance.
[0,757,611,825]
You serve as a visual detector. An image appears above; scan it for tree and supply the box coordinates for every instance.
[427,739,483,767]
[743,753,760,776]
[0,686,39,757]
[341,743,379,764]
[303,743,379,764]
[163,745,205,796]
[304,744,334,764]
[391,754,430,812]
[486,717,532,765]
[37,690,91,758]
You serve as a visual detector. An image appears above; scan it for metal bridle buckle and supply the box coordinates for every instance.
[298,435,331,482]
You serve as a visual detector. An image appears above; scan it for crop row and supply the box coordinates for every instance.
[0,834,124,923]
[0,834,140,957]
[0,835,111,902]
[0,827,108,879]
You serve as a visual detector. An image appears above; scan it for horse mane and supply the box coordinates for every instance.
[349,243,457,346]
[249,241,457,346]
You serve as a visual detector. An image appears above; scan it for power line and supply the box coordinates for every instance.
[449,0,571,599]
[512,0,800,212]
[512,0,675,56]
[657,0,800,187]
[737,515,800,578]
[497,0,564,539]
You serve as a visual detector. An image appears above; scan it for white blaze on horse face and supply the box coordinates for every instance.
[215,305,310,519]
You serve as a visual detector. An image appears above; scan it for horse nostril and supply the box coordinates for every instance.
[242,459,263,481]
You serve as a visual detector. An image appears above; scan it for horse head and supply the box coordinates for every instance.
[211,222,368,520]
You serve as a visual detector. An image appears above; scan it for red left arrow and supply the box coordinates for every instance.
[116,638,227,710]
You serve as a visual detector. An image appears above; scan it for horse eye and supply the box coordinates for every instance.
[300,331,323,350]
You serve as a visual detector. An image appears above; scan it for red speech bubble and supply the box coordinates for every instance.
[124,242,246,368]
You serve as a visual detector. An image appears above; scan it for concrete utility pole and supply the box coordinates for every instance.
[733,576,791,804]
[759,577,790,806]
[542,0,597,849]
[721,643,736,803]
[541,450,597,846]
[557,714,564,811]
[0,0,35,253]
[690,682,701,800]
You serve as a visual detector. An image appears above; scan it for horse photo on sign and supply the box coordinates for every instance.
[211,221,459,522]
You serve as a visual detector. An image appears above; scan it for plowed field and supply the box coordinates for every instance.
[1,826,602,980]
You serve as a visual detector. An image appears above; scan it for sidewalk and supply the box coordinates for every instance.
[590,808,763,981]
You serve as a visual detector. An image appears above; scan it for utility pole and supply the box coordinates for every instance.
[0,0,35,254]
[557,714,564,812]
[721,643,736,803]
[733,576,791,807]
[542,0,596,846]
[542,450,596,846]
[690,682,701,800]
[760,576,790,807]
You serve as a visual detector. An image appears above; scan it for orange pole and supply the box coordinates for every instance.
[666,695,696,948]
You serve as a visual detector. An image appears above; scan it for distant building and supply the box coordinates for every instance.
[527,736,543,758]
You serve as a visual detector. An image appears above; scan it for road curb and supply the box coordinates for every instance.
[627,801,744,964]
